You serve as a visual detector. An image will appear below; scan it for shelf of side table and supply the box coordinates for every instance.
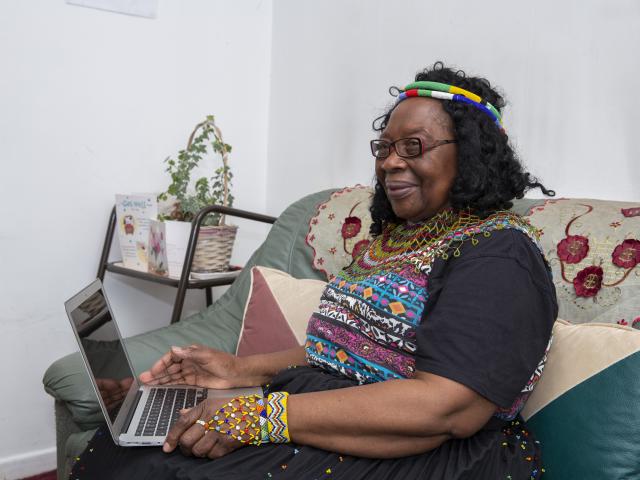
[97,204,276,323]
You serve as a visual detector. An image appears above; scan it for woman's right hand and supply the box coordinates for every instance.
[139,345,248,389]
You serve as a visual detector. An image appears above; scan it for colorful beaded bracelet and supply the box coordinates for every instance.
[266,391,290,443]
[206,392,291,445]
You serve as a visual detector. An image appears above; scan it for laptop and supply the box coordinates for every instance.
[65,279,262,446]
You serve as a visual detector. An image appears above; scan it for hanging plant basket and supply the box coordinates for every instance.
[159,115,237,273]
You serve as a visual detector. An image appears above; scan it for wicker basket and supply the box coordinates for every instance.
[192,224,238,273]
[186,117,237,273]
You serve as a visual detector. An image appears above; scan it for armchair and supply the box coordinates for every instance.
[44,187,640,479]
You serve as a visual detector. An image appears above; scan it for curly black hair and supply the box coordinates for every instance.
[370,61,554,235]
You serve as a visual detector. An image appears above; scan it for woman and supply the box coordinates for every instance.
[73,62,557,479]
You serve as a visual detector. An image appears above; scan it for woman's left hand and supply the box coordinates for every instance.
[163,397,244,459]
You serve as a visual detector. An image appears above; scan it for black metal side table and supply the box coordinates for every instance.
[97,204,276,323]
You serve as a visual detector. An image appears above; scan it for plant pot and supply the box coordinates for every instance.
[148,221,238,276]
[192,224,238,273]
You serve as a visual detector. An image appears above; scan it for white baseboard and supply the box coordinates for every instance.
[0,447,56,480]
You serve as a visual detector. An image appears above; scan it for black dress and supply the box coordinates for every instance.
[72,219,557,480]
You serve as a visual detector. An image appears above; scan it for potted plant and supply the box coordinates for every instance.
[157,115,237,273]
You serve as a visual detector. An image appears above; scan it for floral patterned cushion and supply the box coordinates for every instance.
[306,185,374,280]
[526,199,640,327]
[306,188,640,328]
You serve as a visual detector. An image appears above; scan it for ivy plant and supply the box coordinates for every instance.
[158,115,234,226]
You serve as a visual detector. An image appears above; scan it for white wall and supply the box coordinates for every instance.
[267,0,640,214]
[0,1,272,478]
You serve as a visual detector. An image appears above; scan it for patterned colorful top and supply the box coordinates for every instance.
[305,208,554,421]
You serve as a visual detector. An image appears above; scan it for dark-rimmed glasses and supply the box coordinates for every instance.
[370,137,456,160]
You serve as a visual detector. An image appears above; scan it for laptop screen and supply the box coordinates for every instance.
[68,288,135,423]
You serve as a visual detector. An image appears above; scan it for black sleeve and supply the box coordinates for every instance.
[415,229,557,408]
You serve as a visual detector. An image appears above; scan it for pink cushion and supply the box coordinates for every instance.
[235,266,327,356]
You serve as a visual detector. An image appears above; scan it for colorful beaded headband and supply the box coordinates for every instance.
[394,81,503,130]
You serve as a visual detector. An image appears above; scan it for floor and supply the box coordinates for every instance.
[20,472,56,480]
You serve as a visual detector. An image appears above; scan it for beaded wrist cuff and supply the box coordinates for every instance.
[207,394,265,445]
[266,391,290,443]
[206,391,291,445]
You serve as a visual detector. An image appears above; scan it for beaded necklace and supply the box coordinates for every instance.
[342,208,541,282]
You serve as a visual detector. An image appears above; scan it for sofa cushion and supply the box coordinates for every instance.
[522,319,640,479]
[306,185,374,280]
[526,198,640,325]
[236,266,326,356]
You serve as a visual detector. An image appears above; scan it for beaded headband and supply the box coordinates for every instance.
[393,81,504,130]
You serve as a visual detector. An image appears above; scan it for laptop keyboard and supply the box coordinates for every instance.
[134,387,208,437]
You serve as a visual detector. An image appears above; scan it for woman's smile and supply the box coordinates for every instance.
[385,180,419,200]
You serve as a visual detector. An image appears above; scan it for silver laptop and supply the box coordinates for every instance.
[65,279,262,446]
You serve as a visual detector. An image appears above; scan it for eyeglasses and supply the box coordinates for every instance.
[370,137,456,160]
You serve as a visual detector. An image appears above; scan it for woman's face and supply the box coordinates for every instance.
[375,98,458,222]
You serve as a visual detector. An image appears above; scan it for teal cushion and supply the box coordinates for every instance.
[522,321,640,479]
[528,352,640,479]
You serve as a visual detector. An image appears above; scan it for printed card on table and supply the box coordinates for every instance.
[148,220,191,278]
[115,194,158,271]
[148,220,169,276]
